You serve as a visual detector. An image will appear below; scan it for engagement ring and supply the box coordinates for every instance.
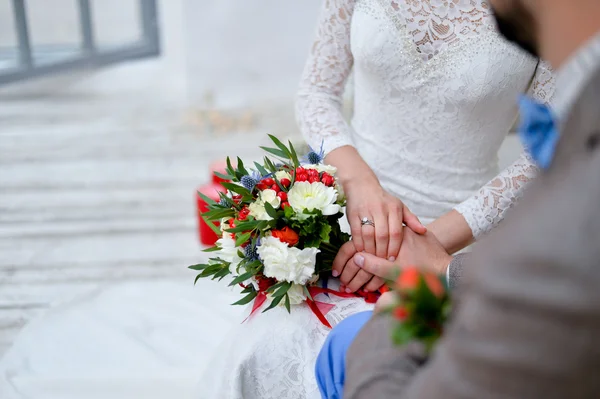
[360,217,375,227]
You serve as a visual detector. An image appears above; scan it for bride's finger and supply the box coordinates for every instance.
[387,211,403,260]
[339,258,361,287]
[345,270,374,293]
[360,213,377,255]
[373,211,388,259]
[364,276,387,293]
[332,241,356,278]
[348,210,365,253]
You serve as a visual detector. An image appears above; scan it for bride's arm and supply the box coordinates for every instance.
[428,61,556,254]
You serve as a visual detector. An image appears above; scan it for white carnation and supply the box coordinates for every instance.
[304,164,337,175]
[215,235,242,274]
[257,236,319,285]
[287,181,341,216]
[286,284,307,305]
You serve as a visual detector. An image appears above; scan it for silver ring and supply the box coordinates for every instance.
[360,217,375,227]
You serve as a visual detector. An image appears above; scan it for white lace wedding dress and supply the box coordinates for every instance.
[0,1,555,398]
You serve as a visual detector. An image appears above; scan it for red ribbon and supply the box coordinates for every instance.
[242,292,267,324]
[243,286,383,328]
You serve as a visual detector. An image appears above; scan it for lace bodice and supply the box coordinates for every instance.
[296,0,555,239]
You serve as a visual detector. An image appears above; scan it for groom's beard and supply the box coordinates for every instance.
[491,4,540,58]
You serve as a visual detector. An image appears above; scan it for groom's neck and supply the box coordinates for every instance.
[537,1,600,69]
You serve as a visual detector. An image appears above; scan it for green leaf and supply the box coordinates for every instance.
[199,263,226,278]
[263,156,277,173]
[320,224,332,243]
[226,156,236,177]
[229,271,255,286]
[260,146,288,159]
[201,215,223,236]
[197,191,218,206]
[303,285,314,301]
[236,157,249,176]
[214,171,234,181]
[235,232,252,247]
[232,291,258,306]
[254,162,270,178]
[220,182,252,197]
[202,245,221,253]
[194,273,203,285]
[213,268,231,280]
[263,201,279,219]
[268,134,292,157]
[266,281,286,294]
[262,294,284,313]
[202,208,235,220]
[272,282,292,297]
[226,220,260,233]
[288,140,300,168]
[284,294,291,313]
[188,263,209,271]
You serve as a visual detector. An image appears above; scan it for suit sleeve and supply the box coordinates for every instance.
[346,147,600,399]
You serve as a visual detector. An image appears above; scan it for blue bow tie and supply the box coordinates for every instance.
[518,96,559,170]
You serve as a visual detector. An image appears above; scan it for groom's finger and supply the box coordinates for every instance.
[387,212,403,260]
[353,252,398,280]
[364,276,386,293]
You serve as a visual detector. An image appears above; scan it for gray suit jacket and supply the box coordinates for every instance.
[344,67,600,398]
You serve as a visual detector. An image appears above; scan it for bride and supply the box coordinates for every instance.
[0,0,554,398]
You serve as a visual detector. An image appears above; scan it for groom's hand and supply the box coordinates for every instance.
[332,241,386,293]
[353,229,452,281]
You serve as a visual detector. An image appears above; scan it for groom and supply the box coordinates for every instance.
[316,0,600,397]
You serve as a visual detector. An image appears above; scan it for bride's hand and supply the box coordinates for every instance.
[332,241,386,293]
[345,180,427,259]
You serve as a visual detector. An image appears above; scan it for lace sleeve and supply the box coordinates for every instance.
[454,60,556,239]
[295,0,356,156]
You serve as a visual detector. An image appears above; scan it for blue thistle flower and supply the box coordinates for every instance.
[240,175,258,191]
[244,244,259,261]
[303,141,325,164]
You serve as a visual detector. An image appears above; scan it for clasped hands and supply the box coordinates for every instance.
[332,224,452,295]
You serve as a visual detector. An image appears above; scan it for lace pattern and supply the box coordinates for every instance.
[455,61,556,239]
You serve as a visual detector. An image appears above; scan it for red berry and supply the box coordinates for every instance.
[256,182,268,191]
[280,178,291,188]
[281,201,290,209]
[321,174,335,187]
[307,169,319,178]
[296,173,308,182]
[295,167,305,175]
[262,177,275,186]
[308,175,320,183]
[277,192,287,201]
[228,218,236,229]
[271,184,281,193]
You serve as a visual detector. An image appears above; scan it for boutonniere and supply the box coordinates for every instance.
[384,267,451,352]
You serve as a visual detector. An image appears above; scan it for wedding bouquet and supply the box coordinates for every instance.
[385,267,450,352]
[190,135,350,324]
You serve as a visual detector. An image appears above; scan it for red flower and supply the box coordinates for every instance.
[256,275,277,292]
[393,306,409,321]
[296,173,308,182]
[321,173,335,187]
[271,226,300,246]
[308,175,320,183]
[307,169,319,178]
[396,267,444,298]
[238,207,250,221]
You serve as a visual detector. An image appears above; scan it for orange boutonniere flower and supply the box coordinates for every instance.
[386,266,450,352]
[271,226,300,247]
